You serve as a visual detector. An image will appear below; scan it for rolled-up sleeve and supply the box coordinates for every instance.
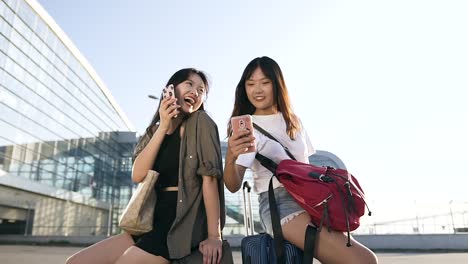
[195,112,223,179]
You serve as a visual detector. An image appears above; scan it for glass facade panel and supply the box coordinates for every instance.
[2,2,126,131]
[0,0,136,235]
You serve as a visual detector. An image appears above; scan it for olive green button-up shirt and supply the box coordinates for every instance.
[134,110,226,259]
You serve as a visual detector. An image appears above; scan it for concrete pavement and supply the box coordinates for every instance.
[0,245,467,263]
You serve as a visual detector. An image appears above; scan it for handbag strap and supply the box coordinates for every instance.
[254,122,317,264]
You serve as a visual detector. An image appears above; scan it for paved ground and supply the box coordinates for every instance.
[0,245,467,263]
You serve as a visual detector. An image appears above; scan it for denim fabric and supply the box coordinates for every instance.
[258,187,306,236]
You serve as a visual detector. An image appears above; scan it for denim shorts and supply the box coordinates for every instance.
[258,187,306,236]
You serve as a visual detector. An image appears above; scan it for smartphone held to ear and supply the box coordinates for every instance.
[162,84,175,100]
[231,115,256,153]
[162,84,177,118]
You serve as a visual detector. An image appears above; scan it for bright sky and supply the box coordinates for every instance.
[38,0,468,217]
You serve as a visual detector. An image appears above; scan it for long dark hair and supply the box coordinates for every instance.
[227,56,301,139]
[134,68,209,159]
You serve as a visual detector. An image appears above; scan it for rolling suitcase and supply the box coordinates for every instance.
[241,181,303,264]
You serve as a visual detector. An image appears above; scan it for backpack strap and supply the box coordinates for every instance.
[253,123,296,161]
[303,224,317,264]
[254,123,317,264]
[268,177,285,264]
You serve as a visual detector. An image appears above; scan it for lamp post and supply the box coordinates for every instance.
[449,200,455,234]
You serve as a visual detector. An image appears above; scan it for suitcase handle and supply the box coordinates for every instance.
[243,181,252,192]
[242,181,255,236]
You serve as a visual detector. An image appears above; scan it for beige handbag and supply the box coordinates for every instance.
[118,170,159,235]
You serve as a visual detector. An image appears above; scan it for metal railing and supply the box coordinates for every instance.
[1,199,466,237]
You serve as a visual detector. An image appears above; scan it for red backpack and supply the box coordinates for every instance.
[253,124,371,248]
[276,160,368,233]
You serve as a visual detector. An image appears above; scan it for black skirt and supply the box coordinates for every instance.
[133,190,178,260]
[132,126,180,259]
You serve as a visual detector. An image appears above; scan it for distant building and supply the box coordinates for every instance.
[309,150,347,170]
[0,0,136,236]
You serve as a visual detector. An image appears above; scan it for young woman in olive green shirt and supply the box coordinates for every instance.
[66,68,228,264]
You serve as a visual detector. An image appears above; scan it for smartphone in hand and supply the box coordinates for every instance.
[230,115,256,153]
[162,84,175,100]
[162,84,177,118]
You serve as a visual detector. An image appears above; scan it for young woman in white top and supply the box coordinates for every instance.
[224,56,378,264]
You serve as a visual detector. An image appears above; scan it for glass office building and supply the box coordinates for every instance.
[0,0,136,235]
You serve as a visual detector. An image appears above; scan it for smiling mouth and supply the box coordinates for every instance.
[184,97,196,106]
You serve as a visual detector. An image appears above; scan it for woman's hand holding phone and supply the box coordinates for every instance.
[228,115,256,160]
[159,84,180,131]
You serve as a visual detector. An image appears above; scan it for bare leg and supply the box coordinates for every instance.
[66,232,134,264]
[114,246,170,264]
[282,213,378,264]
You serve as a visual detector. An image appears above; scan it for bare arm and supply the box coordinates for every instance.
[202,176,221,239]
[132,127,167,182]
[223,129,255,192]
[223,151,247,193]
[199,175,223,264]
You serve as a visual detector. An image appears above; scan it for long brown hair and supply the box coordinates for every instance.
[227,56,300,139]
[134,68,209,159]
